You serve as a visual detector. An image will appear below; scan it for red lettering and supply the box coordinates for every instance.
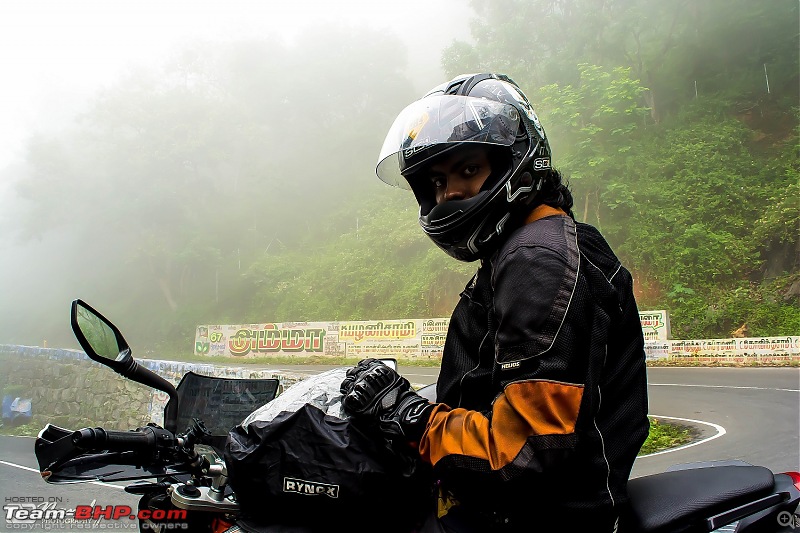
[94,506,114,519]
[73,504,174,522]
[167,509,187,520]
[113,506,131,520]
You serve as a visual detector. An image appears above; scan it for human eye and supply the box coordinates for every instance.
[430,175,445,189]
[463,163,481,176]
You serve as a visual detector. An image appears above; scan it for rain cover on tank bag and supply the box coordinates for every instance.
[225,369,432,532]
[240,368,348,425]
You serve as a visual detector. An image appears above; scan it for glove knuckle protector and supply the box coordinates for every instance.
[340,359,434,442]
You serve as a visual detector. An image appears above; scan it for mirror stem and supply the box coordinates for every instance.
[123,357,179,433]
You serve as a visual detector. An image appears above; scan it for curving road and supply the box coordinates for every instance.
[1,366,797,525]
[631,367,799,478]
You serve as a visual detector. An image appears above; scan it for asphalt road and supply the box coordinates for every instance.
[1,366,797,529]
[633,367,799,477]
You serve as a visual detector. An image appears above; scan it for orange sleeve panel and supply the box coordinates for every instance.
[418,380,584,470]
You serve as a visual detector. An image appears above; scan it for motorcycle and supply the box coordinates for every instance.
[35,300,800,532]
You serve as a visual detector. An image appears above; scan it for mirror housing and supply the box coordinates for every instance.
[70,299,180,432]
[72,299,132,370]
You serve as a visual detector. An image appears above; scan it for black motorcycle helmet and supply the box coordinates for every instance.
[376,73,552,262]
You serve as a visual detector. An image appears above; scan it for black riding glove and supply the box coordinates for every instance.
[340,359,434,443]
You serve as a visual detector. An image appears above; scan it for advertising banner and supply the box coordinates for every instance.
[195,313,681,359]
[194,318,448,359]
[639,310,670,341]
[644,336,800,360]
[195,311,797,362]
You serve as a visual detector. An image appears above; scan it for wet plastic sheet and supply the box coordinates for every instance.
[241,368,348,426]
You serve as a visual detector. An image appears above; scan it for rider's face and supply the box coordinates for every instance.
[422,145,492,205]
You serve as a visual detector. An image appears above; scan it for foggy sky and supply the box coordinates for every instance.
[0,0,471,170]
[0,0,472,348]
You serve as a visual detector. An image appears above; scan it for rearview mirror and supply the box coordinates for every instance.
[71,299,131,368]
[70,299,179,432]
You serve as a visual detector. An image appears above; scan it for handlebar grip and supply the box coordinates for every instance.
[72,427,154,452]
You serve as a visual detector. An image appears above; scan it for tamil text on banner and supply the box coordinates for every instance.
[644,336,800,361]
[195,319,448,359]
[639,310,670,341]
[195,312,680,359]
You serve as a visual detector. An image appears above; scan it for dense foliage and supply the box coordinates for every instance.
[1,0,797,350]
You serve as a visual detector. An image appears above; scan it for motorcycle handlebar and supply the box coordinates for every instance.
[71,426,175,453]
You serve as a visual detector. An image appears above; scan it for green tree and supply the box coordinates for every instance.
[538,64,648,225]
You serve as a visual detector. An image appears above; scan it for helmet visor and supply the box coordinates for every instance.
[376,95,520,189]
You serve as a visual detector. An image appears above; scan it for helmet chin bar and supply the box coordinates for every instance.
[422,189,492,227]
[467,212,511,255]
[425,198,470,225]
[466,218,489,255]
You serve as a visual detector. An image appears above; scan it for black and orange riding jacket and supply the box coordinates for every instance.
[418,208,649,521]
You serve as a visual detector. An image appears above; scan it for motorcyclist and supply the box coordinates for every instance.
[341,73,649,532]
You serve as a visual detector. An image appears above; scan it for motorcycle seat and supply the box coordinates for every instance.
[626,464,775,532]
